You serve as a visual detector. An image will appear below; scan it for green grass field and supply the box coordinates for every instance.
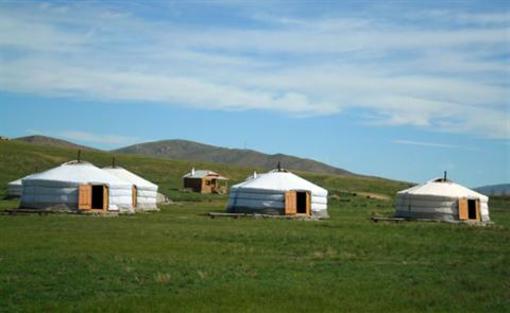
[0,141,509,312]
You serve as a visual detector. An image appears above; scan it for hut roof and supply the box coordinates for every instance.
[183,169,228,180]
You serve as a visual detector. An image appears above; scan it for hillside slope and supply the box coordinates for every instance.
[15,135,96,151]
[114,139,354,176]
[0,141,509,313]
[475,183,510,196]
[0,140,407,201]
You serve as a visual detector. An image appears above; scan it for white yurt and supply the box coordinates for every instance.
[395,176,490,223]
[21,160,134,213]
[7,178,23,197]
[7,172,40,197]
[227,168,328,218]
[103,166,158,211]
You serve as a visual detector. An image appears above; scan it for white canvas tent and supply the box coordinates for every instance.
[395,177,490,223]
[7,178,23,197]
[227,169,328,218]
[21,160,134,213]
[103,166,158,211]
[7,172,41,197]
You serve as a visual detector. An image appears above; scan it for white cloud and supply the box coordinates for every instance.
[58,130,138,145]
[1,3,509,139]
[393,139,481,152]
[0,58,337,115]
[26,129,139,146]
[393,139,459,149]
[421,10,510,25]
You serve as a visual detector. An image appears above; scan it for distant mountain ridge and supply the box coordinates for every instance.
[114,139,355,176]
[15,135,96,151]
[475,184,510,196]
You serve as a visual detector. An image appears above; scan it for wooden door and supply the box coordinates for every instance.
[458,198,468,220]
[475,199,481,221]
[78,184,92,210]
[132,185,138,208]
[285,191,297,215]
[102,185,109,211]
[305,192,311,216]
[201,179,208,193]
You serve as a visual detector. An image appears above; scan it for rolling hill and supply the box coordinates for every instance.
[114,139,355,176]
[475,183,510,196]
[0,139,406,201]
[15,135,96,151]
[14,136,357,177]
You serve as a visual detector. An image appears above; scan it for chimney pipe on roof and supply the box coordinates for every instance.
[77,150,81,163]
[277,161,281,172]
[191,167,195,176]
[253,171,257,179]
[444,170,447,181]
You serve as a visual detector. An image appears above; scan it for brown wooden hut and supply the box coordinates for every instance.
[182,168,228,194]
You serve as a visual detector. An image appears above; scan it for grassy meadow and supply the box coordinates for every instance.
[0,140,509,312]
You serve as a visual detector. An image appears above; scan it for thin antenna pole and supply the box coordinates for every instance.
[444,170,447,181]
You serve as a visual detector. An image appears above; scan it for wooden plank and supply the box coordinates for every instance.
[285,191,297,215]
[4,208,121,216]
[78,184,92,210]
[103,185,109,211]
[371,216,406,223]
[458,198,468,220]
[209,212,246,217]
[6,208,52,215]
[208,212,317,220]
[132,185,137,208]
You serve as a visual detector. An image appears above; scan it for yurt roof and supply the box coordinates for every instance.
[232,169,327,195]
[7,178,23,186]
[103,166,157,188]
[398,177,488,200]
[183,169,227,180]
[9,171,42,186]
[23,160,131,186]
[245,171,265,181]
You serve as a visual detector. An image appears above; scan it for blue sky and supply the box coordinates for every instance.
[0,1,509,187]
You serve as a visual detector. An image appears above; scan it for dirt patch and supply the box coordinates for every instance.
[357,192,391,201]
